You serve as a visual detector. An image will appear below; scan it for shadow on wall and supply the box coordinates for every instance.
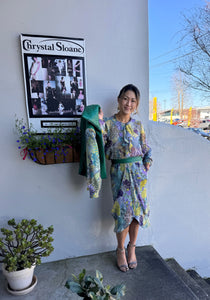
[69,162,86,192]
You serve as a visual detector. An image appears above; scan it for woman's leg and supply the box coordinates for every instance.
[127,219,139,268]
[116,227,129,272]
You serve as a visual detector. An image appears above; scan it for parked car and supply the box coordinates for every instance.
[172,119,187,127]
[188,127,210,140]
[199,120,210,130]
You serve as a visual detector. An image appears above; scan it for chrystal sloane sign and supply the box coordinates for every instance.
[20,34,87,132]
[22,39,84,54]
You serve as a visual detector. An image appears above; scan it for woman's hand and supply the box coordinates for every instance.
[145,163,150,171]
[99,108,103,120]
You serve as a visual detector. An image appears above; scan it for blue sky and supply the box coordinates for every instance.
[148,0,208,110]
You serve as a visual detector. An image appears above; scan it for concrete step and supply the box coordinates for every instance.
[205,278,210,285]
[166,258,210,299]
[187,269,210,297]
[0,245,205,300]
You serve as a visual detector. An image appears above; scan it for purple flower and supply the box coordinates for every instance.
[16,140,20,143]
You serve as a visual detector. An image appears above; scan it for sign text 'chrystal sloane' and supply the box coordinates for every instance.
[22,39,84,54]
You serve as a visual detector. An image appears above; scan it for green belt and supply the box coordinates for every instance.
[112,156,142,164]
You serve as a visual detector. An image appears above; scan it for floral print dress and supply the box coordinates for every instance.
[100,115,152,233]
[85,115,152,232]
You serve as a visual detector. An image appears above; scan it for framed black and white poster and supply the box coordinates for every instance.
[20,34,87,132]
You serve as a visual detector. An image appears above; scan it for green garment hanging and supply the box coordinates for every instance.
[79,104,107,179]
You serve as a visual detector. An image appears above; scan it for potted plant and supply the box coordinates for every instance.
[65,269,126,300]
[15,117,81,164]
[0,218,54,294]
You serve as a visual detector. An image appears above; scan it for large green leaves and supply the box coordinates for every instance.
[65,269,126,300]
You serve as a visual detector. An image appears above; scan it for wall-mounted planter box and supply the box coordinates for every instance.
[28,145,80,165]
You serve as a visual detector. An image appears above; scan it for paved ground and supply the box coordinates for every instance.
[0,245,198,300]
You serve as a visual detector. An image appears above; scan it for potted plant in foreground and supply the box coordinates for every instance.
[65,269,126,300]
[0,218,54,295]
[15,117,81,165]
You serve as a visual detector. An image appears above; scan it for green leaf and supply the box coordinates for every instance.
[79,269,86,283]
[67,281,84,294]
[88,292,98,300]
[96,270,103,282]
[71,273,79,282]
[85,275,94,285]
[93,277,103,289]
[65,280,71,289]
[8,219,16,226]
[110,284,126,298]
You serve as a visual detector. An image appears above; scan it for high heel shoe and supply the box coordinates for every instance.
[127,242,137,269]
[116,247,129,272]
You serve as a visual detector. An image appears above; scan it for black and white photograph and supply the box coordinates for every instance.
[21,34,87,132]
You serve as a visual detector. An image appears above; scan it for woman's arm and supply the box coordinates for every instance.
[86,128,102,198]
[140,123,152,170]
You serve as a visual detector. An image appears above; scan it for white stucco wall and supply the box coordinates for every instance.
[0,0,149,259]
[0,0,209,277]
[148,122,210,277]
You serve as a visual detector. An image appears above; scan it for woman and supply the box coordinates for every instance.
[30,57,41,80]
[99,84,152,272]
[74,60,81,77]
[60,77,66,95]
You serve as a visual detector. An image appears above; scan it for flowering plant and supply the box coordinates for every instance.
[15,117,80,163]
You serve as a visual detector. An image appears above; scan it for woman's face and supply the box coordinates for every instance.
[118,90,138,115]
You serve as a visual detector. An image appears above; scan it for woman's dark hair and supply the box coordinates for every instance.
[118,84,140,101]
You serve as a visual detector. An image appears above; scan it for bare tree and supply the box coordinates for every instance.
[178,4,210,97]
[171,71,190,118]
